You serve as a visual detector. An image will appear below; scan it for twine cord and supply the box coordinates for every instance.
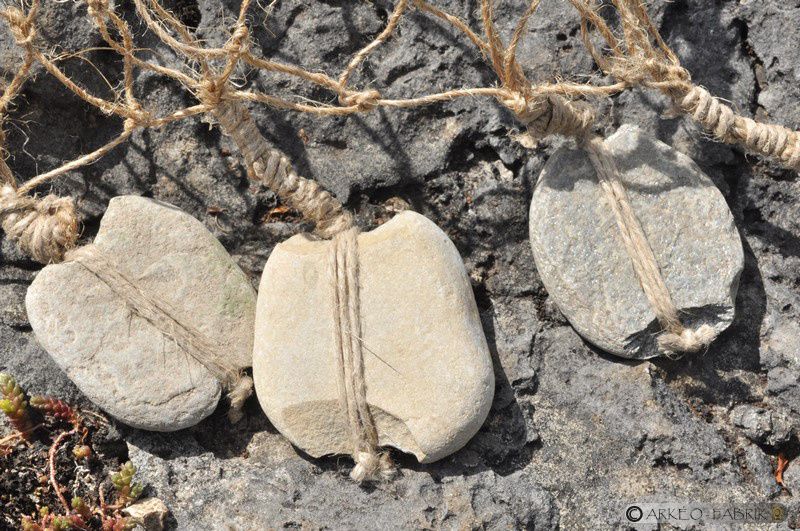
[0,185,78,264]
[581,136,718,357]
[329,228,394,482]
[65,245,252,422]
[1,0,796,264]
[212,100,354,238]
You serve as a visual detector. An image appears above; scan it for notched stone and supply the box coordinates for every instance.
[26,196,257,431]
[529,125,744,359]
[253,211,495,463]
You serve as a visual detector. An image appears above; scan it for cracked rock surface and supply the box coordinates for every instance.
[1,0,799,528]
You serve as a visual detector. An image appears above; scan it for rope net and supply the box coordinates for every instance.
[0,0,796,264]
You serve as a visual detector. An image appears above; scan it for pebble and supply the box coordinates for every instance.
[26,196,256,431]
[529,125,744,359]
[253,211,494,463]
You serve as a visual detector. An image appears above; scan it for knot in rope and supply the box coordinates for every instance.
[340,89,381,111]
[657,324,718,359]
[4,8,35,46]
[226,24,250,57]
[225,374,254,424]
[125,104,153,131]
[86,0,110,18]
[607,56,692,93]
[0,185,78,263]
[350,451,395,483]
[609,59,647,87]
[504,94,595,140]
[199,79,227,107]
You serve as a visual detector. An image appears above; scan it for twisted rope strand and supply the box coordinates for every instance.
[213,100,353,237]
[678,86,800,171]
[330,229,394,483]
[0,185,78,263]
[571,0,800,172]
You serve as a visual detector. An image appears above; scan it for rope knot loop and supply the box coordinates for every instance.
[5,8,35,46]
[227,24,250,57]
[505,94,595,141]
[340,89,381,111]
[0,185,78,263]
[199,79,227,107]
[125,105,152,131]
[350,451,395,483]
[657,324,718,359]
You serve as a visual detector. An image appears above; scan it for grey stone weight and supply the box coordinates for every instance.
[529,125,744,359]
[26,196,257,431]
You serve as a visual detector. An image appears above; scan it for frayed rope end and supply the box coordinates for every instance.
[350,450,395,484]
[226,374,253,424]
[657,324,718,360]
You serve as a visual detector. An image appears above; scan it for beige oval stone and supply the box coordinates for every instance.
[26,196,256,431]
[253,211,494,463]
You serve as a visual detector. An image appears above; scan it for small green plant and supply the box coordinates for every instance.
[20,507,86,531]
[30,396,78,427]
[20,516,39,531]
[111,461,143,506]
[70,497,91,520]
[101,516,136,531]
[3,376,154,529]
[0,373,34,434]
[72,444,92,460]
[50,516,73,531]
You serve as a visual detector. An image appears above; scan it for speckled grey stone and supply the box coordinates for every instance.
[529,125,744,359]
[26,196,256,431]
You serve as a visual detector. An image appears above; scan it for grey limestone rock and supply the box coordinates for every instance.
[529,125,744,358]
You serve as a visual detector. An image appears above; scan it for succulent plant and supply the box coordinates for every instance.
[71,496,92,520]
[111,461,143,506]
[20,516,41,531]
[50,516,73,531]
[72,444,92,460]
[0,373,34,434]
[30,396,78,426]
[101,515,136,531]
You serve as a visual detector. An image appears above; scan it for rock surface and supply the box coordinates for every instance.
[254,211,494,463]
[1,0,799,528]
[529,125,744,359]
[26,196,256,431]
[122,497,170,531]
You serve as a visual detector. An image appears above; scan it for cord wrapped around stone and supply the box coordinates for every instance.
[64,244,253,422]
[328,227,395,482]
[0,184,78,264]
[508,95,718,358]
[213,98,390,480]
